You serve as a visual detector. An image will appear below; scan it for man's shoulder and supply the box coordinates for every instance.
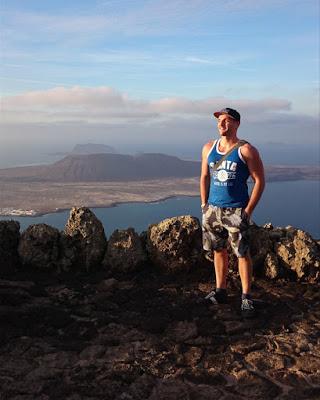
[240,141,260,158]
[202,140,216,155]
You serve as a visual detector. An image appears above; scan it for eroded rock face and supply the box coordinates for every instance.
[0,220,20,274]
[5,208,320,283]
[64,207,107,271]
[264,252,281,280]
[18,224,61,270]
[58,232,78,272]
[103,228,147,274]
[223,224,319,282]
[248,225,273,269]
[275,229,320,282]
[147,215,202,274]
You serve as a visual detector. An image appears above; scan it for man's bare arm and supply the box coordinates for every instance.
[241,144,265,217]
[200,142,213,206]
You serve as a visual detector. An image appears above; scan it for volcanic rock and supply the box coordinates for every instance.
[264,252,282,279]
[18,224,61,270]
[248,225,274,269]
[64,207,107,271]
[103,228,147,274]
[146,215,202,274]
[275,228,320,281]
[0,220,20,274]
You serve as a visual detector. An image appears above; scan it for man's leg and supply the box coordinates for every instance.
[214,248,228,289]
[224,208,256,317]
[238,253,252,294]
[202,206,229,303]
[238,253,255,317]
[205,248,229,304]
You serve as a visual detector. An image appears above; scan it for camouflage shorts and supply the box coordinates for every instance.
[201,205,251,258]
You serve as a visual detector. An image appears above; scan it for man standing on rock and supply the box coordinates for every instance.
[200,107,265,318]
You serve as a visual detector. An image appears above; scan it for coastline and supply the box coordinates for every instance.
[0,178,319,218]
[0,175,201,217]
[0,193,202,218]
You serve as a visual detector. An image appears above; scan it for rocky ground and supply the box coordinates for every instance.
[1,268,319,400]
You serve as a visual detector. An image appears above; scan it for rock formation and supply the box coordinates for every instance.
[275,228,320,282]
[0,220,20,274]
[102,228,147,274]
[64,207,107,271]
[1,209,320,282]
[224,223,320,283]
[146,215,203,274]
[18,223,61,271]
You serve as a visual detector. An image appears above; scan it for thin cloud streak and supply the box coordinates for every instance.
[0,77,75,87]
[1,85,292,124]
[3,0,311,38]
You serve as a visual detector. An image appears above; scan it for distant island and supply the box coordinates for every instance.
[70,143,117,155]
[47,143,117,157]
[0,152,318,216]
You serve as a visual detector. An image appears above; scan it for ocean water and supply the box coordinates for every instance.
[1,180,319,239]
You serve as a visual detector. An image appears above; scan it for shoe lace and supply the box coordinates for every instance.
[242,298,254,310]
[205,290,216,300]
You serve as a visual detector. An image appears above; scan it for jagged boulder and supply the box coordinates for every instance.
[263,252,281,279]
[225,224,320,281]
[248,225,273,268]
[103,228,147,274]
[18,224,61,270]
[0,220,20,274]
[58,232,79,271]
[275,228,320,282]
[64,207,107,271]
[147,215,202,273]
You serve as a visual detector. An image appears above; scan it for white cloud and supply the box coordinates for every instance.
[1,85,292,124]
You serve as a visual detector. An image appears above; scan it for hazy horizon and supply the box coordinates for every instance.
[0,140,319,169]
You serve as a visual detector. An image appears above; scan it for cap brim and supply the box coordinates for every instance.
[213,111,236,119]
[213,111,222,118]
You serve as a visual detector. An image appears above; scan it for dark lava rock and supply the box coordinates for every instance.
[0,220,20,274]
[103,228,147,274]
[18,223,61,271]
[147,215,202,274]
[64,207,107,271]
[275,228,320,282]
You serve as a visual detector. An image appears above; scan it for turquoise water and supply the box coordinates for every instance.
[1,180,319,239]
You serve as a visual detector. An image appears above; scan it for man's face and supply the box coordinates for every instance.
[217,114,239,136]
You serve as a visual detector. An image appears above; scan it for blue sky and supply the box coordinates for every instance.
[0,0,319,166]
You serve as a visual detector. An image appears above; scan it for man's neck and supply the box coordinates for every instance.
[219,135,239,150]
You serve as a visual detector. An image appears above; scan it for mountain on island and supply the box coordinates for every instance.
[47,143,117,157]
[71,143,117,155]
[0,153,200,182]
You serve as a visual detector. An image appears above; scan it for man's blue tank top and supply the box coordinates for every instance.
[207,139,250,208]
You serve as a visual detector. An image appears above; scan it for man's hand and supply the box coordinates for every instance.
[241,143,265,217]
[200,141,214,207]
